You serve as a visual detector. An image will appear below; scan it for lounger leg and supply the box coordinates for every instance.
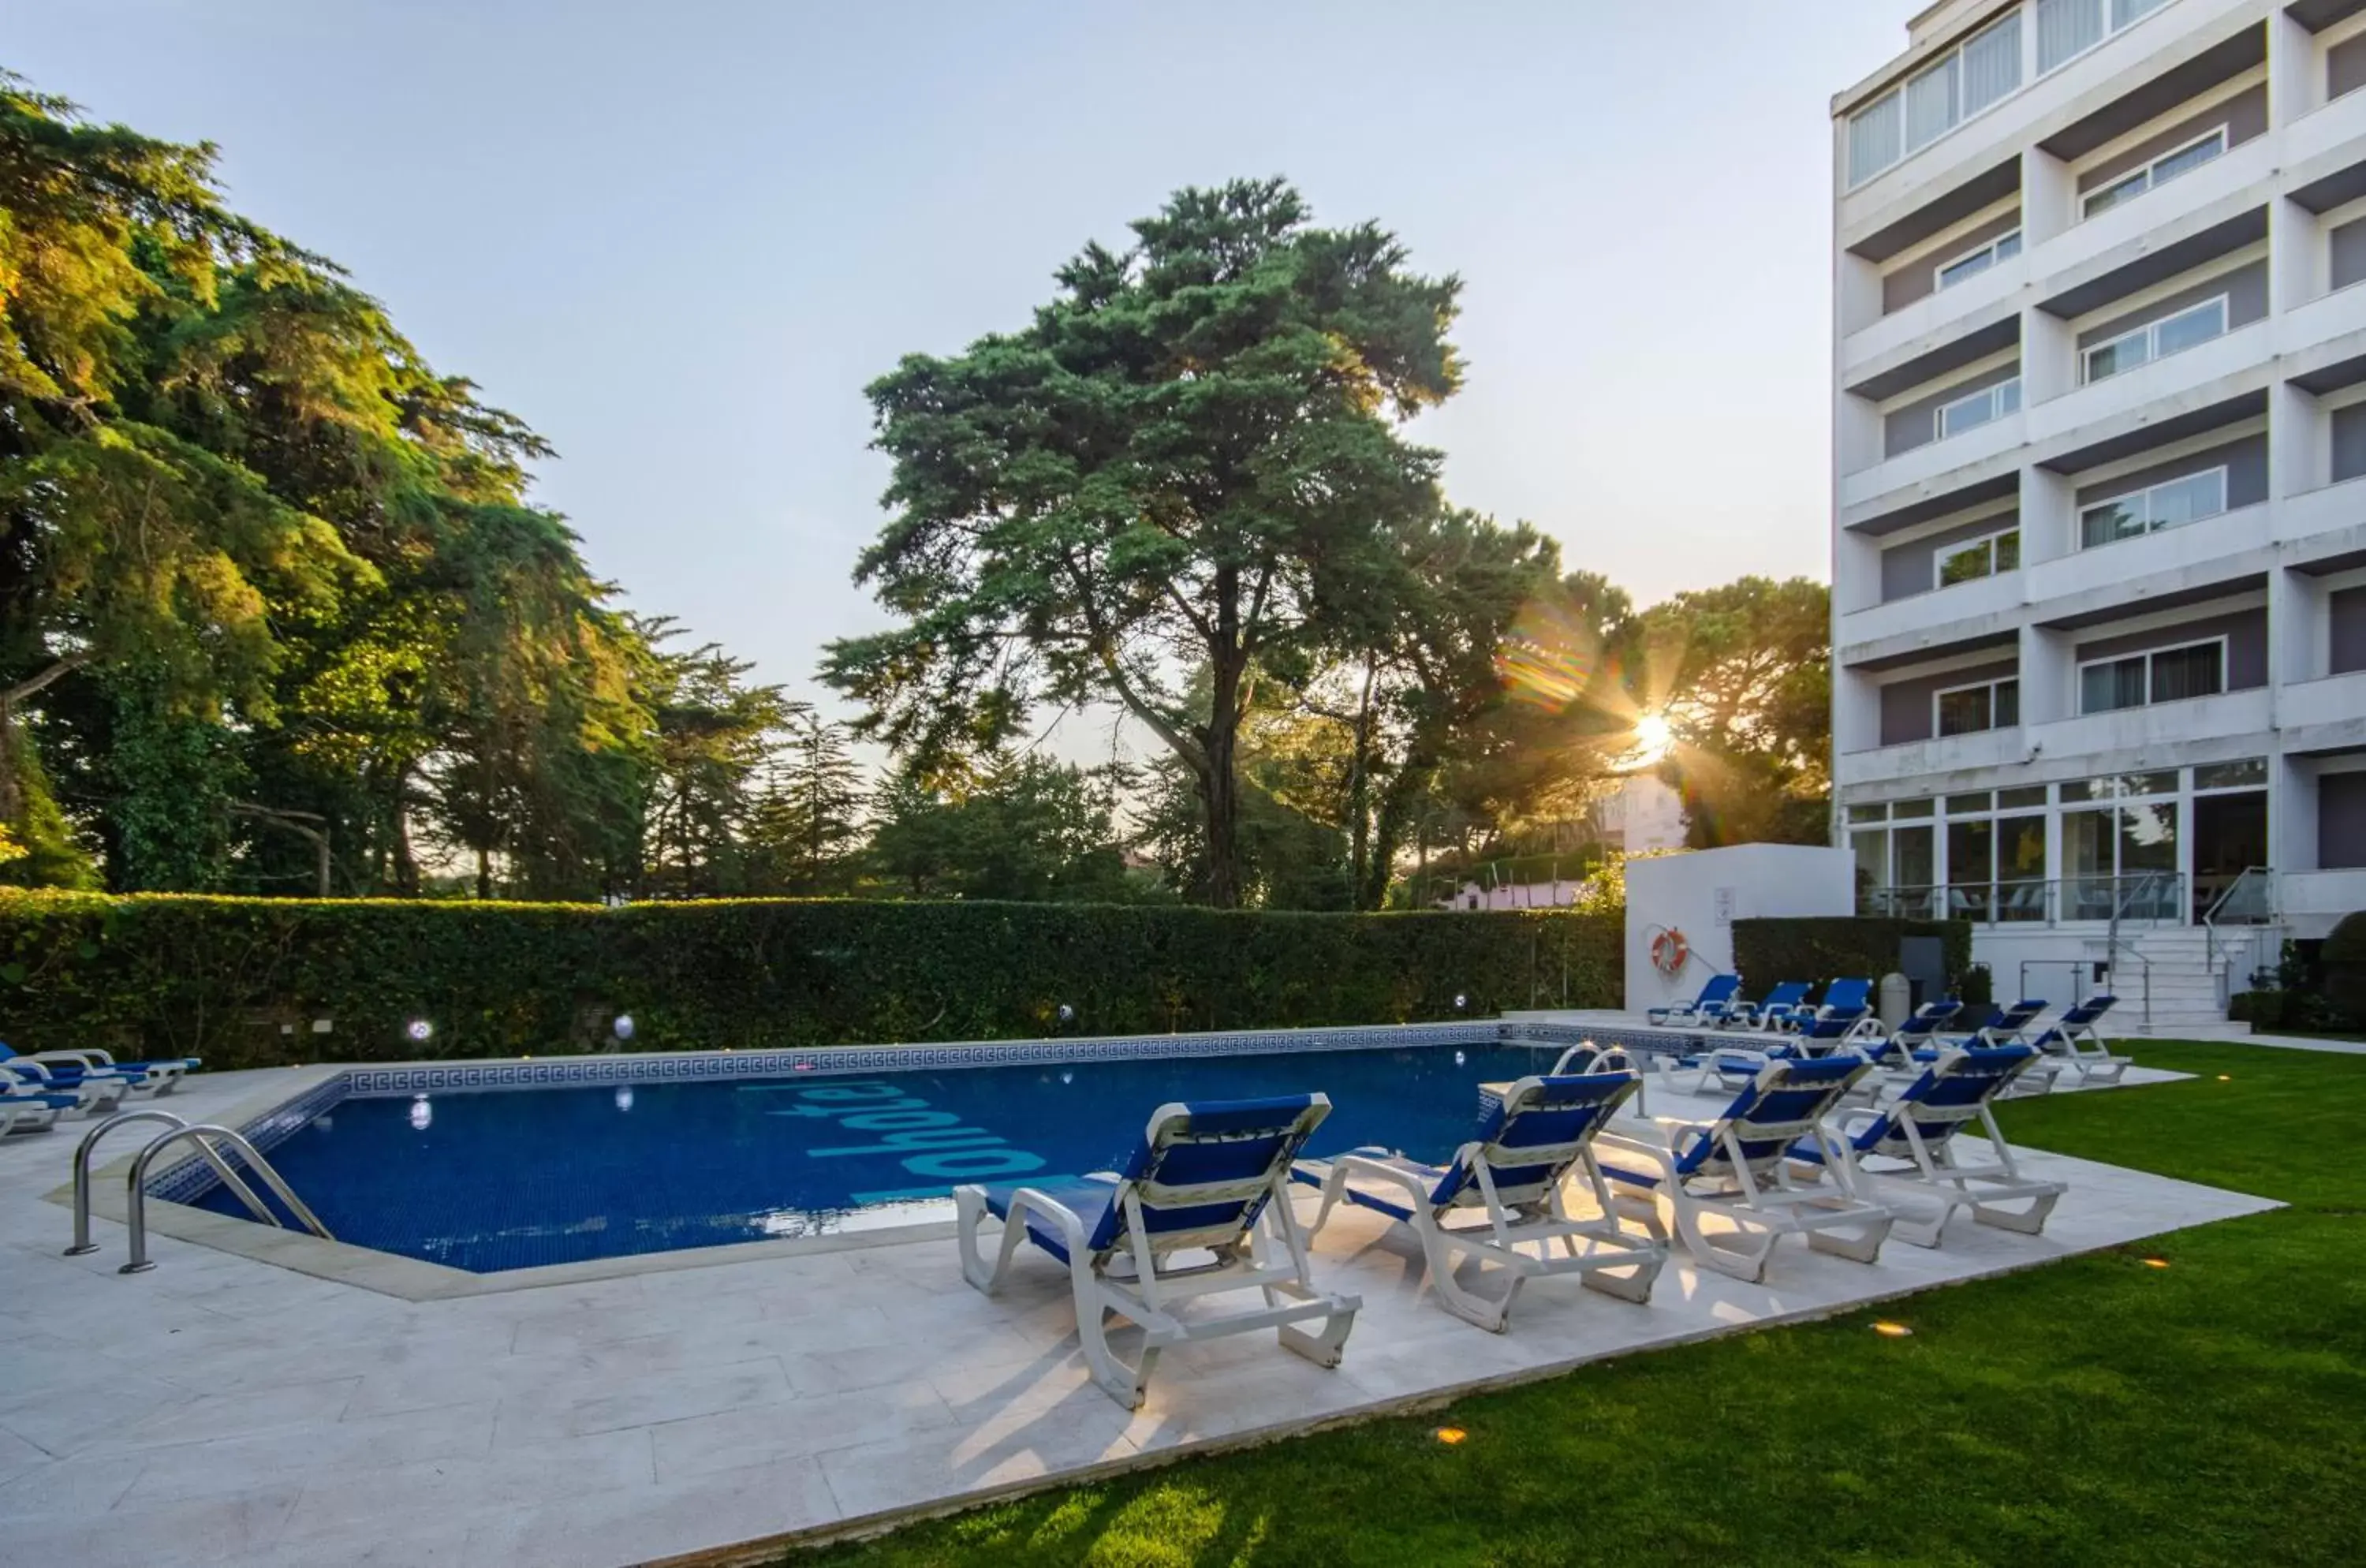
[1274,1285,1358,1368]
[1579,1239,1664,1305]
[953,1187,1028,1296]
[1804,1206,1894,1264]
[1671,1200,1778,1283]
[1970,1188,2059,1235]
[1416,1223,1521,1333]
[1072,1274,1157,1409]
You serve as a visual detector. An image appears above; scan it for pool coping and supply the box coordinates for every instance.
[43,1017,1700,1301]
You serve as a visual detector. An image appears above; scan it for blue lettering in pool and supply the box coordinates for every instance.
[777,1081,1046,1182]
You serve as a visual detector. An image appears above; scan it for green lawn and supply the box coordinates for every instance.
[792,1043,2366,1567]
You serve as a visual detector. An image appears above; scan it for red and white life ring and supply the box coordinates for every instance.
[1649,927,1690,977]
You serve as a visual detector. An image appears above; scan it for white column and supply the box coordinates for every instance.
[2277,566,2328,685]
[2269,195,2319,324]
[2021,303,2076,406]
[2020,622,2074,728]
[1837,250,1884,339]
[1834,525,1883,614]
[2268,6,2319,129]
[2271,379,2325,499]
[1838,391,1884,475]
[2021,146,2075,248]
[1834,663,1883,757]
[2019,463,2075,565]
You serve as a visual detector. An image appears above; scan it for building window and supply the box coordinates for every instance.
[2077,467,2229,549]
[2079,639,2226,713]
[1935,230,2023,291]
[1935,528,2021,588]
[2081,296,2229,383]
[1936,377,2021,438]
[1847,11,2025,186]
[2039,0,2171,77]
[2083,129,2229,218]
[1935,677,2021,736]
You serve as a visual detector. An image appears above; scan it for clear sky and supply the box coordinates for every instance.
[6,0,1911,722]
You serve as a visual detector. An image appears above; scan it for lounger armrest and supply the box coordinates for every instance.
[1592,1129,1681,1182]
[1830,1107,1881,1137]
[991,1185,1090,1249]
[1329,1152,1439,1204]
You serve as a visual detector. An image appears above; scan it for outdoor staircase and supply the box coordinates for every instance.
[2116,927,2245,1035]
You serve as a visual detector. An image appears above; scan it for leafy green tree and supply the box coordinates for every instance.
[866,754,1140,903]
[750,710,868,895]
[631,627,791,898]
[1642,576,1831,847]
[826,178,1462,906]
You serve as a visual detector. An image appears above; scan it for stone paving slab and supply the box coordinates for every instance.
[0,1060,2278,1567]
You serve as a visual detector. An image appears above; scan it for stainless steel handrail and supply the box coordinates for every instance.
[2019,944,2151,1033]
[120,1125,332,1274]
[63,1109,276,1256]
[2202,866,2278,1005]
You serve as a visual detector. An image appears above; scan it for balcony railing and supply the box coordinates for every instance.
[1861,872,2185,926]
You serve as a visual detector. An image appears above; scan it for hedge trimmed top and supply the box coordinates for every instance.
[0,890,1621,1070]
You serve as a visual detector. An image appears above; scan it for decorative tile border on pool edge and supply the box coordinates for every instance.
[144,1016,1701,1207]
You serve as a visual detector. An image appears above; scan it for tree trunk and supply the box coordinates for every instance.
[1200,649,1246,909]
[476,845,492,901]
[0,656,88,831]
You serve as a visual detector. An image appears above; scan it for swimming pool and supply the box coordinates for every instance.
[170,1022,1678,1275]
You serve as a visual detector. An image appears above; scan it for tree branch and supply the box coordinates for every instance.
[2,653,94,708]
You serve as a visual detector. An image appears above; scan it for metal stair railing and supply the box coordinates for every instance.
[114,1123,332,1274]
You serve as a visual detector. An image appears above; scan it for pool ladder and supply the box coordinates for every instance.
[65,1110,333,1273]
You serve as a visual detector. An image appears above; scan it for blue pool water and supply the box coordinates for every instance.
[192,1034,1606,1272]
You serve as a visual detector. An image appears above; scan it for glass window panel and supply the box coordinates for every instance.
[2081,499,2144,548]
[2081,655,2147,713]
[1894,823,1935,887]
[1946,792,1995,814]
[2122,771,2178,797]
[2148,469,2228,530]
[1998,815,2049,881]
[1847,803,1889,823]
[1905,56,1960,151]
[2150,642,2224,701]
[2085,328,2151,381]
[1995,230,2023,263]
[2084,170,2148,216]
[1936,685,1995,736]
[2152,296,2228,357]
[2039,0,2104,73]
[2063,806,2117,920]
[2195,758,2267,790]
[1995,678,2020,726]
[2151,133,2226,188]
[2112,0,2167,26]
[1849,91,1903,185]
[1963,15,2022,116]
[1937,537,1994,586]
[1999,786,2047,809]
[2119,800,2178,869]
[1994,529,2021,570]
[1893,797,1935,819]
[1853,829,1890,890]
[1997,378,2021,415]
[2064,778,2114,802]
[1947,819,1995,920]
[1939,248,1995,289]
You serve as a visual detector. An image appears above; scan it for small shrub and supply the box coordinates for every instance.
[2322,913,2366,1025]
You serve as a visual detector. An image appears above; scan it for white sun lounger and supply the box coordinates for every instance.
[953,1093,1360,1409]
[1295,1070,1666,1331]
[1598,1054,1895,1282]
[1789,1045,2065,1248]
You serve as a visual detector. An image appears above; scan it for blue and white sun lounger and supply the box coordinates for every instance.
[1661,979,1884,1096]
[1,1077,81,1137]
[1297,1071,1666,1331]
[2029,996,2130,1085]
[1789,1045,2064,1247]
[1731,980,1812,1033]
[1648,975,1742,1029]
[1597,1055,1894,1282]
[0,1052,129,1116]
[1956,1000,2046,1047]
[0,1043,197,1101]
[953,1094,1360,1409]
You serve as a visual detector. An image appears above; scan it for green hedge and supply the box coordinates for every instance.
[0,891,1622,1070]
[1730,917,1975,1004]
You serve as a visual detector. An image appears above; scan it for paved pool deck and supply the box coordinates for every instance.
[0,1051,2283,1567]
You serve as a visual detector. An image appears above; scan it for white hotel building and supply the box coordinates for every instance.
[1831,0,2366,1024]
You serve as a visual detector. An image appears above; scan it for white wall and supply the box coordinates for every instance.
[1624,846,1856,1014]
